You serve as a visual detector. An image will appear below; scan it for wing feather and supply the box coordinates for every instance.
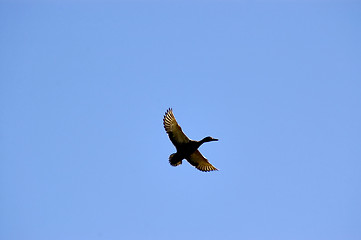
[186,150,218,172]
[163,108,190,146]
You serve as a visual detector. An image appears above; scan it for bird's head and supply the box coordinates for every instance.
[202,136,219,142]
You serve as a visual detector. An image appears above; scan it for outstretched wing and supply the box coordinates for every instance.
[163,108,190,146]
[186,150,218,172]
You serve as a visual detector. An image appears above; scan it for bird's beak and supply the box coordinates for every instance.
[212,138,219,141]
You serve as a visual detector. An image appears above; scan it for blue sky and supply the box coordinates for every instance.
[1,1,360,240]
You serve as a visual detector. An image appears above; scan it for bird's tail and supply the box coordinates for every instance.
[169,153,182,167]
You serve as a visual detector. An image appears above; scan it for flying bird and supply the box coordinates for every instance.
[163,108,218,172]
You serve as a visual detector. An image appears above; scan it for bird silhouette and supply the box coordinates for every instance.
[163,108,218,172]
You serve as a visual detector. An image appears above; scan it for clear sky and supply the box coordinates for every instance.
[1,1,360,240]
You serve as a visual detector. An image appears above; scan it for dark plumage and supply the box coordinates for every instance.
[163,108,218,172]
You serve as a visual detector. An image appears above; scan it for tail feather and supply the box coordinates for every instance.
[169,153,182,167]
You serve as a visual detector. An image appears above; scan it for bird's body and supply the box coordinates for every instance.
[163,108,218,172]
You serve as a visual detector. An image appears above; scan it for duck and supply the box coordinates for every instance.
[163,108,218,172]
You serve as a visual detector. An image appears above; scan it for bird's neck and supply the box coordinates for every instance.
[199,138,209,144]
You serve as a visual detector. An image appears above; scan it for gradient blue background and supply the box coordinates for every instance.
[1,1,360,240]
